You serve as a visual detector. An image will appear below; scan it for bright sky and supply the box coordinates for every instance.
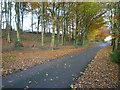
[10,8,39,32]
[1,2,41,32]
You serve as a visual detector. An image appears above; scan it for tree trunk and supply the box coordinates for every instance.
[117,2,120,51]
[71,19,74,40]
[51,16,55,50]
[37,15,40,34]
[9,2,12,31]
[15,2,21,42]
[21,10,24,32]
[31,11,33,32]
[41,2,44,47]
[51,2,55,50]
[61,20,64,45]
[6,2,11,43]
[74,12,78,47]
[0,2,2,38]
[56,8,60,48]
[61,2,66,45]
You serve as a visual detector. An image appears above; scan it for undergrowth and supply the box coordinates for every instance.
[109,50,120,63]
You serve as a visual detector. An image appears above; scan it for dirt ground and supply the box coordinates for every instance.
[1,31,98,76]
[2,43,97,77]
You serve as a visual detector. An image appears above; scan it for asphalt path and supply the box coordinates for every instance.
[2,43,110,88]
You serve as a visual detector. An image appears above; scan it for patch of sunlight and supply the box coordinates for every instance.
[104,35,112,42]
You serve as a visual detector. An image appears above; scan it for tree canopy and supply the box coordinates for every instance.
[1,2,118,50]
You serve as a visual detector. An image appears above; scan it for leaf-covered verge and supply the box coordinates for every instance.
[2,44,97,77]
[71,46,120,88]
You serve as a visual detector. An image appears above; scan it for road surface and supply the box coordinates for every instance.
[2,43,109,88]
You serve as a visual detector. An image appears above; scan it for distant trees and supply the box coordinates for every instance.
[65,2,106,46]
[1,2,111,49]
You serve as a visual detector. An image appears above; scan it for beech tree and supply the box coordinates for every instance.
[6,2,11,43]
[110,2,120,51]
[41,2,45,47]
[20,2,27,32]
[0,1,3,38]
[15,2,21,42]
[1,2,112,49]
[48,2,56,50]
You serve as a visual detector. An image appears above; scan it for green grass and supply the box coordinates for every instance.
[109,50,120,63]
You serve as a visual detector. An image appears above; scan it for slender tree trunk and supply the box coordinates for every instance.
[43,13,46,34]
[61,19,64,45]
[21,10,24,32]
[15,2,21,42]
[51,16,55,50]
[75,12,79,47]
[66,18,68,41]
[74,10,79,47]
[48,18,51,33]
[82,4,87,46]
[61,2,66,45]
[56,8,60,48]
[41,2,44,47]
[4,2,7,29]
[37,15,40,34]
[20,3,24,32]
[51,2,55,50]
[74,19,76,46]
[72,19,74,40]
[43,21,46,34]
[61,3,65,45]
[9,2,12,30]
[31,11,33,32]
[6,2,11,43]
[68,25,71,42]
[0,2,2,38]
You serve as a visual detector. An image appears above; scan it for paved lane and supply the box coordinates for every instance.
[2,43,109,88]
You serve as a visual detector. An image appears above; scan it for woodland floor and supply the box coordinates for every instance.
[2,31,99,76]
[2,31,119,88]
[72,46,120,88]
[2,40,97,76]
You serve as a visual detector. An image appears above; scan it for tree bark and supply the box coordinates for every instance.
[51,2,55,50]
[41,2,44,47]
[31,11,33,32]
[56,8,60,48]
[0,1,2,38]
[37,15,40,34]
[6,2,11,43]
[15,2,21,42]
